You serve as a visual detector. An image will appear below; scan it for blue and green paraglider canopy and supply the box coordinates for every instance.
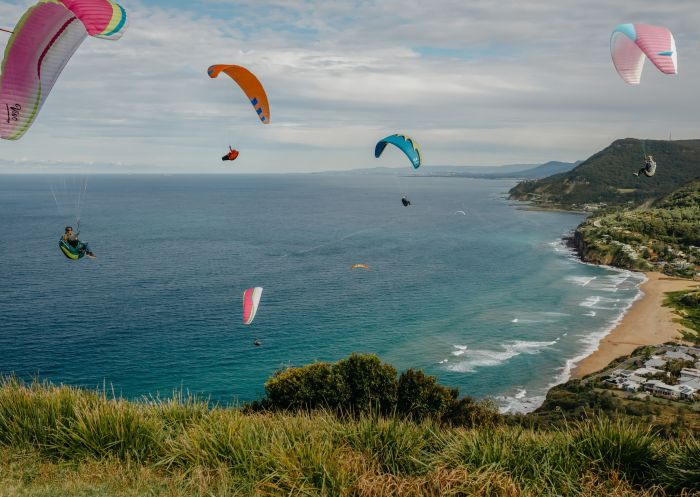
[374,134,422,169]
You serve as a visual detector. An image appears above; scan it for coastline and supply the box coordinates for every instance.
[571,272,699,379]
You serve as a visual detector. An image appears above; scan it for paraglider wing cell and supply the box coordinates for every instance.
[243,287,263,325]
[610,23,677,85]
[374,134,422,169]
[208,64,270,124]
[0,0,127,140]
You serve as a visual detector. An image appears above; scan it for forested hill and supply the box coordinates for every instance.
[571,179,700,274]
[509,138,700,207]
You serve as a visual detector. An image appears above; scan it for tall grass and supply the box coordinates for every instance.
[0,376,695,496]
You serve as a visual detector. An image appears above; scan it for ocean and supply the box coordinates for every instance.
[0,174,644,412]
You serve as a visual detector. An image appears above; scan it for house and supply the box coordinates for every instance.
[677,385,697,401]
[622,381,643,392]
[633,367,664,377]
[677,346,700,358]
[680,378,700,391]
[680,368,700,382]
[664,351,694,362]
[627,374,648,384]
[644,357,667,368]
[644,380,682,400]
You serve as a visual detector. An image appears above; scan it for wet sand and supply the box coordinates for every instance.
[572,272,699,378]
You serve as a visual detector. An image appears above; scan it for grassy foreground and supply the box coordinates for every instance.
[0,377,698,496]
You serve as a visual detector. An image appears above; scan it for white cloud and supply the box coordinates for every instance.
[1,0,699,172]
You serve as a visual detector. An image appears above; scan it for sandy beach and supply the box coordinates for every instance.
[572,272,699,378]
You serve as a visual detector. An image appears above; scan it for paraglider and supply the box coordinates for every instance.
[243,287,263,325]
[59,226,95,260]
[634,155,657,177]
[222,146,239,161]
[374,134,422,169]
[375,134,422,206]
[454,210,466,216]
[0,0,128,140]
[610,23,677,85]
[350,264,370,270]
[208,65,270,124]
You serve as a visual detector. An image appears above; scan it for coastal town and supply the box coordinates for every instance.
[588,344,700,404]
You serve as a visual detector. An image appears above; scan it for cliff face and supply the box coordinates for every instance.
[571,229,615,266]
[570,225,647,269]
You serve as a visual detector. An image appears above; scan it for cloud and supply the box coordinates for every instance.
[1,0,699,172]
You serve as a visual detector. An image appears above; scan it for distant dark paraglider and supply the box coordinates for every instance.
[401,196,411,207]
[1,0,128,140]
[375,134,422,169]
[611,23,677,85]
[634,155,657,178]
[222,146,240,161]
[208,64,270,124]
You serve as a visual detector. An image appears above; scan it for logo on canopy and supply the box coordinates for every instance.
[5,103,21,124]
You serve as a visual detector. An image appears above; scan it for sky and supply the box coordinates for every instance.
[1,0,700,173]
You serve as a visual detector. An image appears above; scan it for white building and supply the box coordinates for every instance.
[665,351,694,362]
[645,357,667,368]
[622,381,643,392]
[677,385,697,401]
[644,380,682,400]
[633,367,664,377]
[680,368,700,382]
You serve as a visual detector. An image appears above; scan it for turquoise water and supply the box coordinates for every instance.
[0,175,643,411]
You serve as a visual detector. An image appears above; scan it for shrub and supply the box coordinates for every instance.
[396,369,456,422]
[263,354,397,415]
[334,354,397,415]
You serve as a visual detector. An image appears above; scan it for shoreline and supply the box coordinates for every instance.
[571,272,699,379]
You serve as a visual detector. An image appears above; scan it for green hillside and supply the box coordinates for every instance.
[571,180,700,274]
[509,139,700,208]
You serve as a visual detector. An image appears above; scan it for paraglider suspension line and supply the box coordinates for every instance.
[0,28,13,34]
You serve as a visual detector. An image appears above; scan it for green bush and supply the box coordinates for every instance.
[334,353,397,414]
[263,354,397,415]
[396,369,456,421]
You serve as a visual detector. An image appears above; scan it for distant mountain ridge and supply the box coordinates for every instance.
[509,139,700,207]
[331,161,579,179]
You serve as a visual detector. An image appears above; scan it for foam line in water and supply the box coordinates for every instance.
[446,340,557,373]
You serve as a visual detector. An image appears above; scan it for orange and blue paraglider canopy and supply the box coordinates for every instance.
[208,64,270,124]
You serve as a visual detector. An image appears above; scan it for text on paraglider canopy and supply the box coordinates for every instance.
[5,103,20,123]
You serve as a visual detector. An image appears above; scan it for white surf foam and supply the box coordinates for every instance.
[446,340,557,374]
[497,235,649,415]
[566,275,597,287]
[509,312,570,324]
[451,345,468,356]
[558,272,647,389]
